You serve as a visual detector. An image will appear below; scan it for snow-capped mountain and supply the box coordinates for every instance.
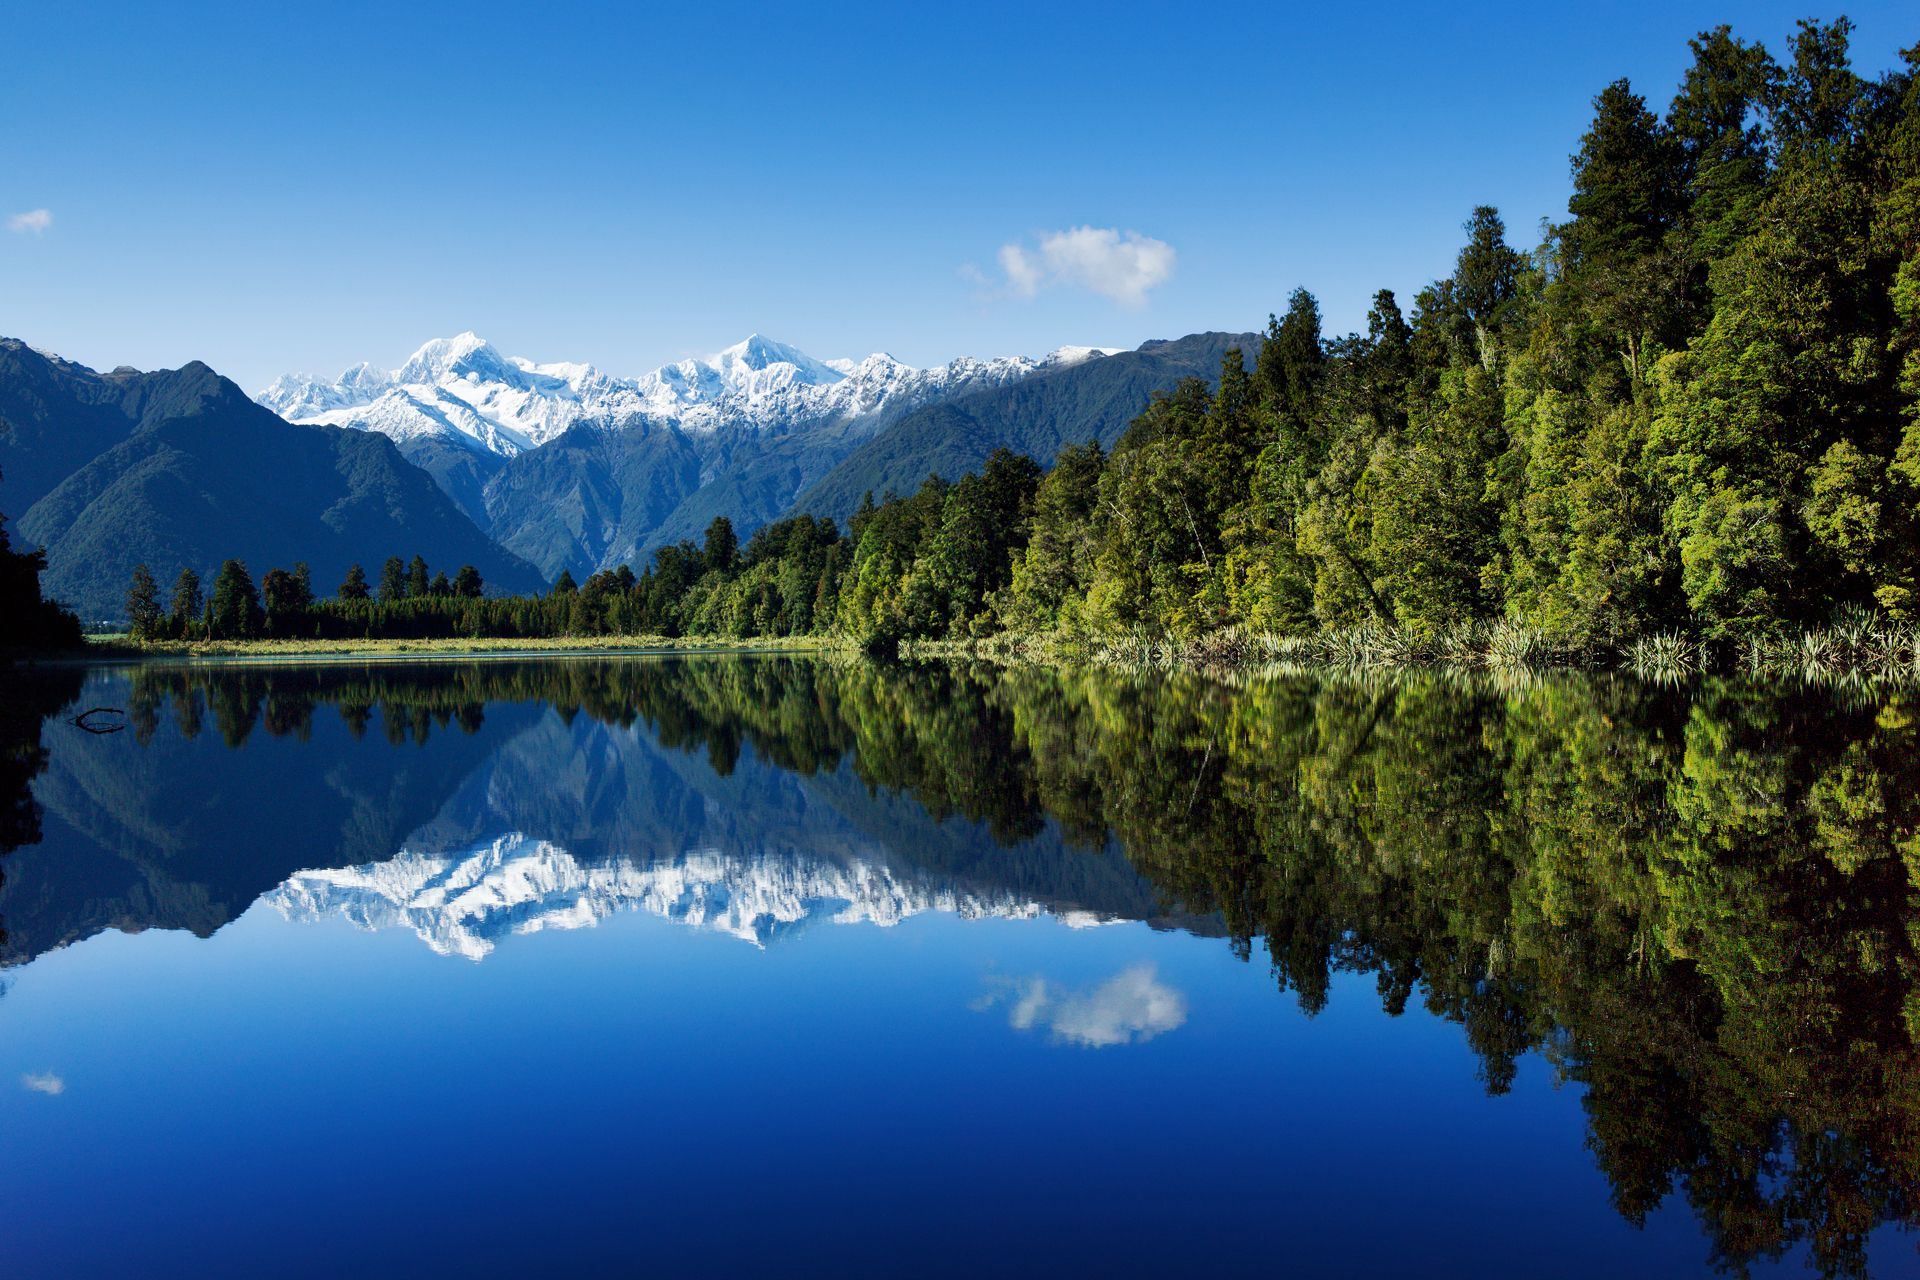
[269,832,1117,960]
[259,332,1118,460]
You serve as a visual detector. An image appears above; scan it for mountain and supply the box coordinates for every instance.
[788,332,1260,522]
[261,331,1059,459]
[270,833,1067,959]
[0,339,222,518]
[261,333,1114,578]
[0,340,543,618]
[2,660,1193,968]
[482,420,704,583]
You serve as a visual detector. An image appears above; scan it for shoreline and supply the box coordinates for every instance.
[5,617,1916,686]
[15,634,839,667]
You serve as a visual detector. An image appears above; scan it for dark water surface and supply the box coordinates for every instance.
[1,655,1916,1278]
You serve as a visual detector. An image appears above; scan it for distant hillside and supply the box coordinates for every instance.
[0,341,542,619]
[483,421,704,581]
[0,339,213,517]
[788,332,1258,522]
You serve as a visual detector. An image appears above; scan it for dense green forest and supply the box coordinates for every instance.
[822,18,1920,650]
[124,19,1920,663]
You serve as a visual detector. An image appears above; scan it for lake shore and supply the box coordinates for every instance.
[52,633,838,664]
[17,617,1920,687]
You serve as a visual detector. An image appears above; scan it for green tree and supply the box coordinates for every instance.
[125,564,162,639]
[339,563,370,601]
[704,516,739,574]
[379,557,407,603]
[209,560,262,639]
[170,567,204,636]
[453,564,483,598]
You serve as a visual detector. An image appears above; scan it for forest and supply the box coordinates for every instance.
[116,19,1920,662]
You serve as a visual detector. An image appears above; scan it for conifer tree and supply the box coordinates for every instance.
[125,564,161,639]
[170,567,203,636]
[209,560,262,639]
[379,557,407,603]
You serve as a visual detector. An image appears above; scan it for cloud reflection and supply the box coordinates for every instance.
[975,964,1187,1048]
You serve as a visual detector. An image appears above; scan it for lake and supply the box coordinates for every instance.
[1,655,1915,1278]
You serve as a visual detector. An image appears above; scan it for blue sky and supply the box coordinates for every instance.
[2,1,1914,389]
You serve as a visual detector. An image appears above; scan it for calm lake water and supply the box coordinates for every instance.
[1,655,1915,1278]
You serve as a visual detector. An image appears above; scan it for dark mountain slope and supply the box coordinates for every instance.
[789,332,1258,521]
[638,417,873,554]
[1,344,542,618]
[482,421,704,580]
[0,338,188,519]
[396,433,506,531]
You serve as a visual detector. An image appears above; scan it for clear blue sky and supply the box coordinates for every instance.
[3,1,1914,389]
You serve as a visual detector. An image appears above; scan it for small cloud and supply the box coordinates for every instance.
[22,1071,65,1095]
[7,208,52,234]
[975,963,1187,1048]
[972,226,1175,307]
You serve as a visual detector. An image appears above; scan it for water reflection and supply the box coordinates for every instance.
[0,654,1915,1277]
[974,964,1189,1048]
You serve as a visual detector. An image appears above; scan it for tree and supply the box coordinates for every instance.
[262,568,297,618]
[1453,206,1525,346]
[126,564,162,639]
[1257,288,1327,455]
[170,567,204,635]
[408,555,430,599]
[209,560,262,639]
[553,569,578,595]
[379,557,407,603]
[1568,80,1684,265]
[340,563,370,601]
[704,516,739,574]
[429,571,451,597]
[453,564,483,598]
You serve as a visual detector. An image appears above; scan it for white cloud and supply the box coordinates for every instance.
[974,963,1187,1048]
[22,1071,65,1095]
[980,226,1175,307]
[7,208,52,234]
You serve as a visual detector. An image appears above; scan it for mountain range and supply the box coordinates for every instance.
[2,669,1187,968]
[261,330,1255,580]
[0,326,1255,618]
[0,339,543,618]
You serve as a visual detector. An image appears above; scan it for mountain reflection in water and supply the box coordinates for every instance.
[0,654,1915,1278]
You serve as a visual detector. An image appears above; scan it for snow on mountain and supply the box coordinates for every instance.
[256,331,1070,458]
[267,832,1095,960]
[1044,344,1126,367]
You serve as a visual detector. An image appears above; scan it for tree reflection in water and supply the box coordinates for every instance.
[1,654,1914,1277]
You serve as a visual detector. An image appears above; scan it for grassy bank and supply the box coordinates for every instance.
[66,618,1920,687]
[907,620,1920,688]
[80,633,839,661]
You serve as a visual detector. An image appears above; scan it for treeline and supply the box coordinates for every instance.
[128,20,1920,653]
[125,515,851,642]
[126,553,496,640]
[0,467,82,649]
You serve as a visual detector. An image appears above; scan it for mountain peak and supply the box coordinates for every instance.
[708,334,842,386]
[398,332,510,385]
